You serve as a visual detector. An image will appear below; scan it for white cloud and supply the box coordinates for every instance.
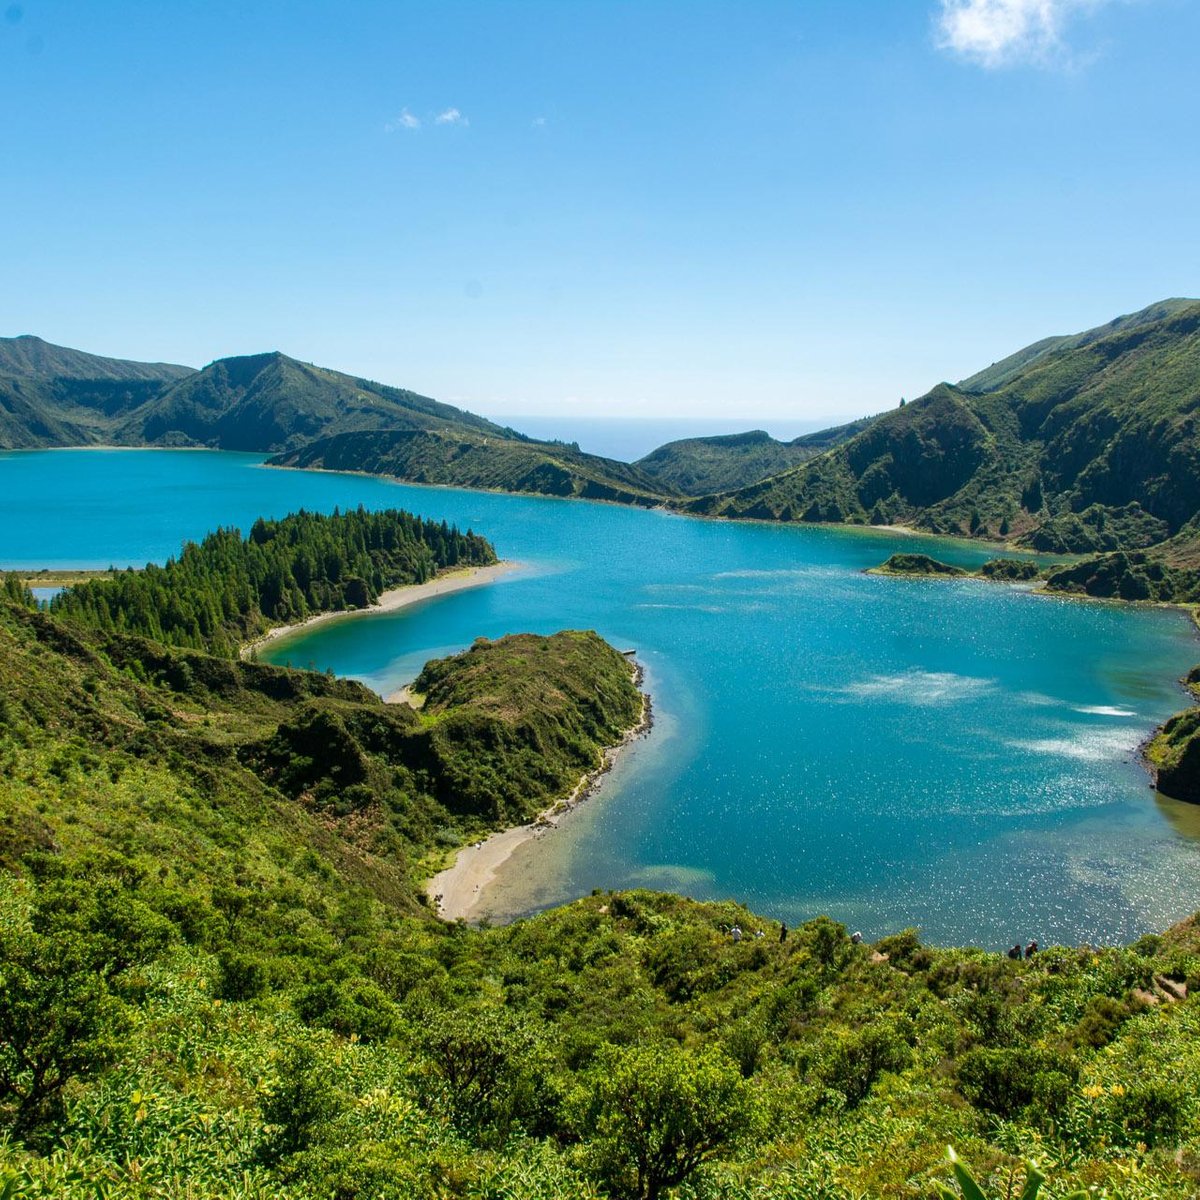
[435,107,468,126]
[531,116,547,128]
[934,0,1109,68]
[384,108,421,133]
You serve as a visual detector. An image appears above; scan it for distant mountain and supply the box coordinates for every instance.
[0,334,194,383]
[0,335,195,449]
[119,351,509,452]
[634,418,872,496]
[0,334,680,502]
[269,428,675,507]
[686,299,1200,554]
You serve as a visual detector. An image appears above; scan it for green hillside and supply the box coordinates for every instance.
[122,351,509,452]
[0,335,195,449]
[686,300,1200,554]
[634,419,871,497]
[1,580,1199,1196]
[270,427,675,507]
[0,338,675,503]
[958,299,1196,393]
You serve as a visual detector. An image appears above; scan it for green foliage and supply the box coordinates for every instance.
[1148,705,1200,803]
[271,426,674,507]
[258,1042,340,1162]
[575,1041,755,1200]
[873,554,967,577]
[0,580,33,612]
[1044,551,1200,604]
[1,578,1200,1196]
[633,423,869,498]
[0,876,170,1135]
[979,559,1042,582]
[686,300,1200,560]
[412,632,644,824]
[50,507,495,655]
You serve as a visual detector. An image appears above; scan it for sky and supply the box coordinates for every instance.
[1,0,1198,426]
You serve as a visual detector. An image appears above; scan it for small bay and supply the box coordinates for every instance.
[2,447,1197,946]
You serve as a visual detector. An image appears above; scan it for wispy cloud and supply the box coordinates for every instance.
[531,116,547,128]
[384,108,421,133]
[934,0,1110,68]
[434,107,468,126]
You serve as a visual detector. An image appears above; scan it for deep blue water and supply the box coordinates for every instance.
[3,447,1198,946]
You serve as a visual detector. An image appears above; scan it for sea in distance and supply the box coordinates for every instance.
[2,447,1198,948]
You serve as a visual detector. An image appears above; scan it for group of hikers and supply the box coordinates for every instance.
[728,924,767,943]
[1007,940,1038,959]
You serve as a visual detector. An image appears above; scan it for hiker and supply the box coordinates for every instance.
[1025,940,1038,958]
[850,931,863,945]
[1007,944,1021,960]
[731,924,742,943]
[779,921,788,943]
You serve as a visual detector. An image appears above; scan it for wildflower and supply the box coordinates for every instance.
[1110,1084,1126,1097]
[1081,1084,1104,1099]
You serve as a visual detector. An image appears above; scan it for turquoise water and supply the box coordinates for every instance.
[3,448,1199,947]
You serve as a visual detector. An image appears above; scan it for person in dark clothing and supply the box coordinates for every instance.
[1007,944,1021,960]
[1025,940,1038,958]
[779,922,788,943]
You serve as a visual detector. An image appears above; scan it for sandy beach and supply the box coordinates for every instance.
[240,560,520,659]
[426,664,652,922]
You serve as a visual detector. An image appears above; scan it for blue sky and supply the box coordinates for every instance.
[2,1,1197,425]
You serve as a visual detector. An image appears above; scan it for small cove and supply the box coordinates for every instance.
[2,447,1198,947]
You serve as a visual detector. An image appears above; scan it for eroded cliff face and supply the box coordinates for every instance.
[1153,707,1200,803]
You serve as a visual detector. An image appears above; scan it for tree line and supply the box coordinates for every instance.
[50,506,496,657]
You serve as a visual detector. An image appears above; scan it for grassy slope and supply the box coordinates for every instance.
[269,427,676,507]
[0,337,674,503]
[0,603,642,901]
[685,300,1200,555]
[0,337,195,449]
[122,352,510,452]
[634,420,876,497]
[0,598,1199,1196]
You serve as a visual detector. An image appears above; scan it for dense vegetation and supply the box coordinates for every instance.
[0,338,514,453]
[1043,553,1200,605]
[685,300,1200,558]
[871,553,968,577]
[870,555,1047,583]
[1,580,1199,1197]
[0,335,192,449]
[127,351,509,453]
[270,428,674,507]
[49,508,495,657]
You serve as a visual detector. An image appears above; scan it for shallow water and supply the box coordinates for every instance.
[2,447,1197,946]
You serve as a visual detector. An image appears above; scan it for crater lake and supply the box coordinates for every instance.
[3,447,1198,947]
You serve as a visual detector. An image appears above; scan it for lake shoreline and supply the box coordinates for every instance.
[240,560,521,659]
[425,659,654,924]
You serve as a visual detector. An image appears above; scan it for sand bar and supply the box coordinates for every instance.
[240,560,521,659]
[426,668,652,923]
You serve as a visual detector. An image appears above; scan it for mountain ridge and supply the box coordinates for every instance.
[686,298,1200,557]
